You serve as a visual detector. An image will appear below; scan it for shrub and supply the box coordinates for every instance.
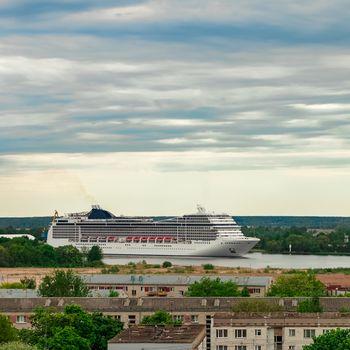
[202,264,215,270]
[297,297,323,313]
[101,265,120,274]
[109,290,119,297]
[232,300,283,312]
[162,261,172,268]
[0,282,25,289]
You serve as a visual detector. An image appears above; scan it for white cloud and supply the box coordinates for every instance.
[290,103,350,112]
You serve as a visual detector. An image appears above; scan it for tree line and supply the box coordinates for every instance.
[0,236,103,267]
[243,226,350,254]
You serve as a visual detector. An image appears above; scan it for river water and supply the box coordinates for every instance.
[104,252,350,269]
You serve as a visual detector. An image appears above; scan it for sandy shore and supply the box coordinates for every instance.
[0,264,281,284]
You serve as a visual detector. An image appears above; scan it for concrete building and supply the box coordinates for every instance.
[2,297,350,350]
[82,275,272,298]
[108,325,206,350]
[212,312,350,350]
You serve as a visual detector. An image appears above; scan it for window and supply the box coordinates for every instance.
[113,315,121,320]
[235,346,247,350]
[255,346,262,350]
[16,315,26,323]
[289,329,296,337]
[234,329,247,338]
[191,315,199,323]
[304,329,316,338]
[173,315,184,322]
[255,329,262,336]
[128,315,136,325]
[216,346,227,350]
[323,329,330,334]
[131,289,136,296]
[288,346,295,350]
[216,329,228,338]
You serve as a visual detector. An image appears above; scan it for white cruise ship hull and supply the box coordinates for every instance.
[47,237,259,257]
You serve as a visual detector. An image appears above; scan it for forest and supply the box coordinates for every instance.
[0,236,102,267]
[243,226,350,254]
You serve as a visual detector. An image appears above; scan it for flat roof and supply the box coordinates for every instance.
[82,274,272,287]
[109,325,205,344]
[213,312,350,327]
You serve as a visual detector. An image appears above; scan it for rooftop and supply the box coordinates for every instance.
[82,274,272,287]
[318,274,350,288]
[109,324,205,344]
[1,297,350,313]
[213,312,350,327]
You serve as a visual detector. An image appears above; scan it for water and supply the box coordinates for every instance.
[104,253,350,269]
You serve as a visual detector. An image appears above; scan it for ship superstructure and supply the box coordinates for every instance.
[47,205,259,257]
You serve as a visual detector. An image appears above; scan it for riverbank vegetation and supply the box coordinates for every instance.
[0,237,103,267]
[243,226,350,255]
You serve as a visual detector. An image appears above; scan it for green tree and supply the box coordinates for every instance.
[38,270,90,297]
[0,342,38,350]
[19,304,123,350]
[297,297,323,313]
[90,312,124,350]
[46,327,90,350]
[87,246,103,264]
[268,273,326,297]
[141,310,180,326]
[162,261,172,268]
[0,314,17,344]
[56,245,83,267]
[240,286,250,297]
[186,277,240,297]
[232,300,283,312]
[303,328,350,349]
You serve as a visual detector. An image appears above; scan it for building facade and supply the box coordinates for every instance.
[212,312,350,350]
[82,275,272,298]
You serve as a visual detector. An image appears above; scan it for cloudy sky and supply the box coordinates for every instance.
[1,0,350,216]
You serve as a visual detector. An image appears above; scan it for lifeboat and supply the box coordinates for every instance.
[107,236,115,242]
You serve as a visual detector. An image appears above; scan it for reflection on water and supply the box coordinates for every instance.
[104,252,350,269]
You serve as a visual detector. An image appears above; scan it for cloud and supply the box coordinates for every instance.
[1,1,350,215]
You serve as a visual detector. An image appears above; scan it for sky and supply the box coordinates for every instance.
[1,0,350,216]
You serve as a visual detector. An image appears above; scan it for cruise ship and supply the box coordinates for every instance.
[47,205,259,257]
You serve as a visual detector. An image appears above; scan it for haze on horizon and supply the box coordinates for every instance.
[1,1,350,217]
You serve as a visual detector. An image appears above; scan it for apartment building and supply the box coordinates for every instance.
[212,312,350,350]
[82,275,272,297]
[2,297,350,350]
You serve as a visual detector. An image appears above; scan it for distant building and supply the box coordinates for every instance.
[318,274,350,296]
[0,234,35,240]
[212,312,350,350]
[82,274,272,298]
[108,324,206,350]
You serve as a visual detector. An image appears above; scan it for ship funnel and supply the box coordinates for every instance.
[196,204,207,214]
